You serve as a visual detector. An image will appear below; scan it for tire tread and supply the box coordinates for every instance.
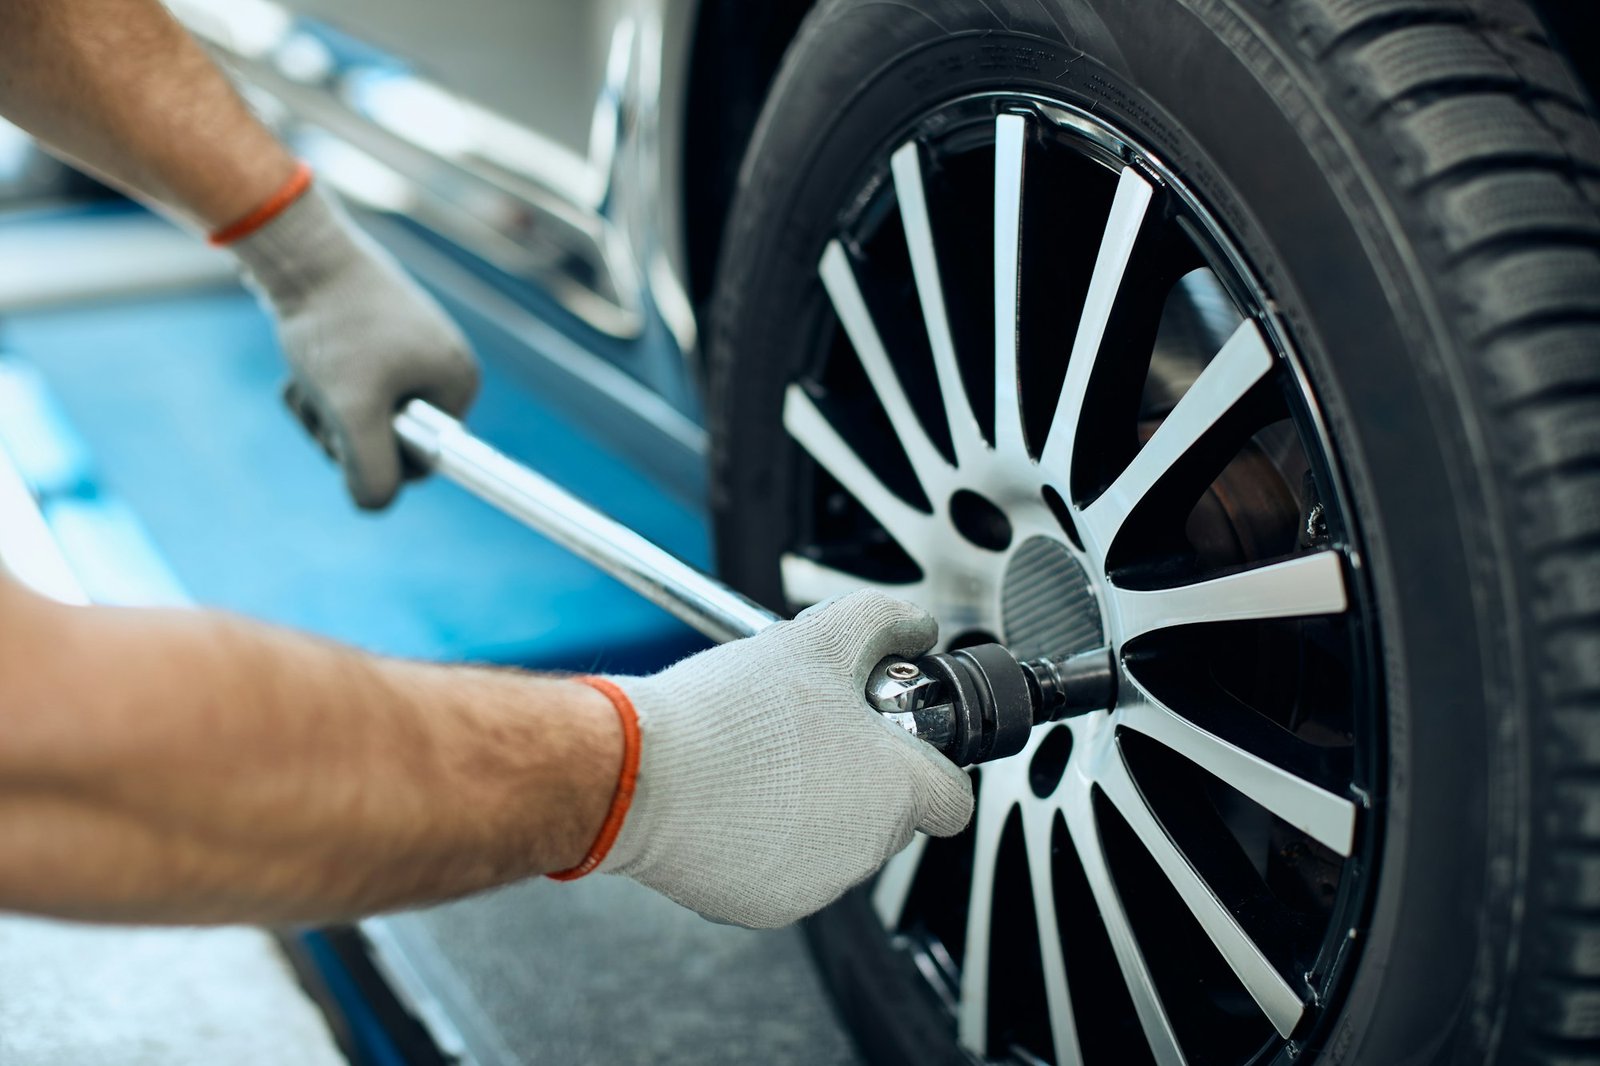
[1436,172,1600,255]
[1237,0,1598,1056]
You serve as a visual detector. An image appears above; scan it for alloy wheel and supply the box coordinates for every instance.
[779,97,1383,1066]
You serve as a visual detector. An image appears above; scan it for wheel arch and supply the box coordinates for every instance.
[681,0,819,319]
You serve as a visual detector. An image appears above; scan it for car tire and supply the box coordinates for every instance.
[706,1,1600,1064]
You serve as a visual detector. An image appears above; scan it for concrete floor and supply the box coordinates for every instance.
[0,918,343,1066]
[372,878,862,1065]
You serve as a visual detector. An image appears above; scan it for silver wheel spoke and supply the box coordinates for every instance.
[1098,754,1306,1037]
[993,113,1028,457]
[1119,694,1357,856]
[779,553,928,611]
[892,142,985,467]
[783,385,932,556]
[1080,320,1275,551]
[1040,167,1155,488]
[1024,804,1084,1066]
[872,832,929,929]
[1113,550,1348,641]
[1062,786,1187,1066]
[958,787,1009,1055]
[820,240,955,494]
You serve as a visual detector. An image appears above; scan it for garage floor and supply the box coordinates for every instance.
[0,919,345,1066]
[372,880,860,1066]
[0,203,863,1065]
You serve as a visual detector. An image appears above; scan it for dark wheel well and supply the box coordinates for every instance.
[1533,0,1598,111]
[682,0,817,315]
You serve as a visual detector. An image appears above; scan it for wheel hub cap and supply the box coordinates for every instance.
[1000,535,1103,661]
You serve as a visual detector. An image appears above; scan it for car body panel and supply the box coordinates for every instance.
[280,0,620,159]
[174,0,701,362]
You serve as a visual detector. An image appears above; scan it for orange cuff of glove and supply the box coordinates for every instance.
[549,676,641,881]
[208,161,314,246]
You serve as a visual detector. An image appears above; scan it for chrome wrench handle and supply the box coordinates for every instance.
[394,400,778,645]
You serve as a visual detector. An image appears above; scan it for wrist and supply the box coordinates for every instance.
[548,676,642,880]
[208,160,313,246]
[226,182,371,307]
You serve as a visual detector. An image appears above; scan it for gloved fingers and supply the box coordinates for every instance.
[282,381,337,462]
[336,401,404,510]
[284,378,402,508]
[415,333,481,418]
[918,768,977,837]
[883,723,975,837]
[792,589,939,673]
[846,589,939,673]
[240,184,481,510]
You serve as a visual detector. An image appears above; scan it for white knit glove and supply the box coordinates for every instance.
[596,590,975,929]
[230,186,479,510]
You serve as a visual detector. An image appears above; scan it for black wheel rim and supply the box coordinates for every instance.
[776,94,1384,1066]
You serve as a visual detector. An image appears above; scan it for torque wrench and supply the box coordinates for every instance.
[394,400,1113,766]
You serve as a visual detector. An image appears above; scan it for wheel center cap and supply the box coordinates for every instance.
[1000,536,1104,660]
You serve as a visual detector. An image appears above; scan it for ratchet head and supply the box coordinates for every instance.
[867,644,1116,767]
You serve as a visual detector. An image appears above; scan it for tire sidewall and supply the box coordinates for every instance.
[709,2,1514,1063]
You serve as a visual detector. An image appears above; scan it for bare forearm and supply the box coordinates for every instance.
[0,0,294,227]
[0,585,620,924]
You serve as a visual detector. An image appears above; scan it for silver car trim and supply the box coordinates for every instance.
[179,2,647,339]
[364,216,705,458]
[358,917,527,1066]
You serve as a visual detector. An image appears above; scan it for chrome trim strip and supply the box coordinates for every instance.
[357,920,479,1065]
[178,3,644,339]
[364,215,706,462]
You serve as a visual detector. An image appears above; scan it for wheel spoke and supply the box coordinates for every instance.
[1062,785,1187,1066]
[957,786,1010,1055]
[1040,167,1156,490]
[779,553,927,610]
[1098,754,1307,1037]
[1118,693,1357,856]
[1113,550,1348,641]
[820,240,955,494]
[1079,319,1274,552]
[872,831,929,929]
[892,142,985,468]
[1023,804,1085,1066]
[993,113,1028,457]
[783,385,933,556]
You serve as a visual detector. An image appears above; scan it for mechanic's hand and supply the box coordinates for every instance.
[597,590,974,929]
[231,186,479,509]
